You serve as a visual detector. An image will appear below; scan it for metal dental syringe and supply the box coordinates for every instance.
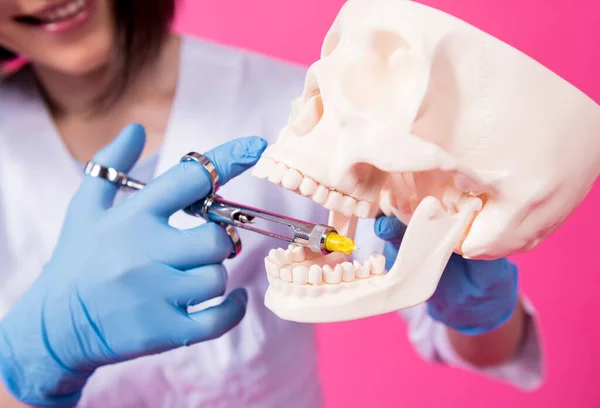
[185,195,356,255]
[83,160,356,256]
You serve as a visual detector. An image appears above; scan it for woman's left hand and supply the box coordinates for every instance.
[374,216,519,335]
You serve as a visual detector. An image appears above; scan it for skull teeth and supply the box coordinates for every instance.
[252,157,372,219]
[265,244,387,292]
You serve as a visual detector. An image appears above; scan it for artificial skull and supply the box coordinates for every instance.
[252,0,600,322]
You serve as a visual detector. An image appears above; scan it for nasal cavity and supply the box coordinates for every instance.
[291,70,325,136]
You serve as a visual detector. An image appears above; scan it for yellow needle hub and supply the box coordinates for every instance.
[324,232,356,255]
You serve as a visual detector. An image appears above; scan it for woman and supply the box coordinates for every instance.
[0,1,543,407]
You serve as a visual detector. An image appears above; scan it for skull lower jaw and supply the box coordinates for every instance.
[265,274,399,323]
[262,239,440,323]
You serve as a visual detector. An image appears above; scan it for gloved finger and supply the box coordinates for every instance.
[431,253,469,298]
[374,216,407,244]
[160,223,235,269]
[383,241,399,270]
[186,288,248,342]
[166,264,228,309]
[432,254,506,299]
[462,257,515,288]
[77,124,146,212]
[133,136,267,218]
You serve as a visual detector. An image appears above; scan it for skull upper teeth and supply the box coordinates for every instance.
[252,157,373,219]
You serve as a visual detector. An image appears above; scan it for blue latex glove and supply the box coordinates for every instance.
[374,215,518,335]
[0,124,268,407]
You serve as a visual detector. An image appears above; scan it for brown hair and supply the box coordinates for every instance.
[0,0,177,109]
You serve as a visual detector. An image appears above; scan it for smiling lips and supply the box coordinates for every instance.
[14,0,94,33]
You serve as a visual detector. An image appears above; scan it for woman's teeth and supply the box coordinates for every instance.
[24,0,89,24]
[44,0,88,22]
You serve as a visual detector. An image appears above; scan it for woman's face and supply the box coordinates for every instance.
[0,0,114,75]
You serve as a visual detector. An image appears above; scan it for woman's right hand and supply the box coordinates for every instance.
[0,124,268,407]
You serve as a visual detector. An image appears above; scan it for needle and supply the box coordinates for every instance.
[351,247,398,257]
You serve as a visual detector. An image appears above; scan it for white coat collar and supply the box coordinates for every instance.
[0,69,81,256]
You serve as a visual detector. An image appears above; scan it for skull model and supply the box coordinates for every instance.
[252,0,600,322]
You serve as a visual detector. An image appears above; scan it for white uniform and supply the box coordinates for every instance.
[0,36,543,407]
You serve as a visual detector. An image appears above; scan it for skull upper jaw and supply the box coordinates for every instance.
[252,124,389,219]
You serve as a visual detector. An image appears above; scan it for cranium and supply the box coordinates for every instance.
[252,0,600,322]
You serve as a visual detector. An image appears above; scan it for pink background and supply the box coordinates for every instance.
[174,1,600,407]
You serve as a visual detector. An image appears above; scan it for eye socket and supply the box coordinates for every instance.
[341,30,415,111]
[371,30,408,61]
